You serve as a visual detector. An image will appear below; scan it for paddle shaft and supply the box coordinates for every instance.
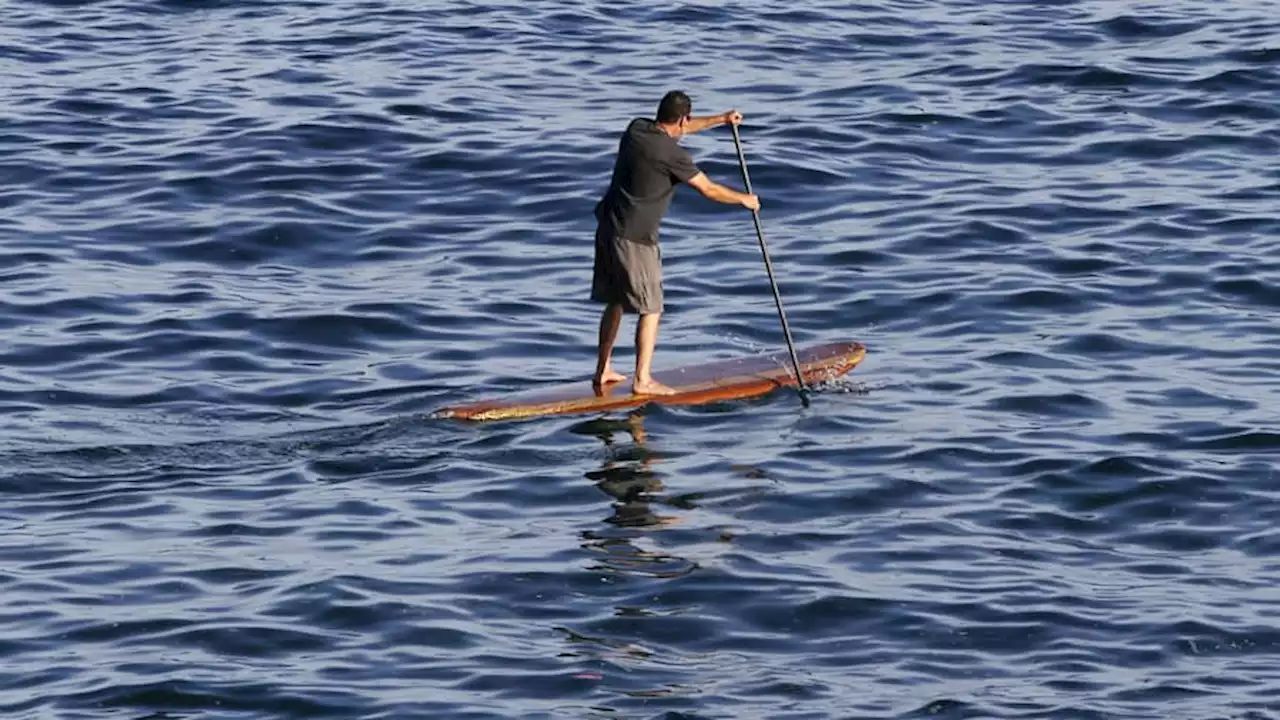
[730,123,810,407]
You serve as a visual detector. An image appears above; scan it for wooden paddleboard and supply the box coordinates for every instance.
[435,341,866,422]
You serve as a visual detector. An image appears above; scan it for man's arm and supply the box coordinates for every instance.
[683,110,743,134]
[686,172,760,211]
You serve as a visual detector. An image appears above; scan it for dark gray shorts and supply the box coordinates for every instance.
[591,227,662,314]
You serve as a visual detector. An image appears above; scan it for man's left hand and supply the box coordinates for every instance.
[724,110,743,126]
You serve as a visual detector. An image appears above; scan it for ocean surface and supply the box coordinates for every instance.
[2,0,1278,717]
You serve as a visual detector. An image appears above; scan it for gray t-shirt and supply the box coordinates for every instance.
[594,118,701,246]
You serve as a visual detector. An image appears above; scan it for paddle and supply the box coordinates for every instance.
[730,122,810,408]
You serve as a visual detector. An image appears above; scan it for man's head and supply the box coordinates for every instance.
[655,90,692,136]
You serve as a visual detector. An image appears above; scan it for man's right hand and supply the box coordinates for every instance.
[742,194,760,212]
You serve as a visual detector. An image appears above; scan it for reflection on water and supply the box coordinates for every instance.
[552,414,701,701]
[574,413,691,576]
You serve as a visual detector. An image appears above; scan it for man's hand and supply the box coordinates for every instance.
[687,172,761,212]
[686,111,743,134]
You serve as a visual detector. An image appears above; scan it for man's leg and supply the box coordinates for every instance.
[633,312,675,395]
[593,303,626,386]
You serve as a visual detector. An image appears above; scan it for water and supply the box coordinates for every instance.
[2,0,1278,717]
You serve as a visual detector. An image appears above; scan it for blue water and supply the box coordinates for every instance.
[3,1,1279,717]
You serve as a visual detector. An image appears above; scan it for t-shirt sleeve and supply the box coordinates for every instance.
[665,144,701,184]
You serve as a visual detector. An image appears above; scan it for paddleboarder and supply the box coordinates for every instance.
[591,90,761,395]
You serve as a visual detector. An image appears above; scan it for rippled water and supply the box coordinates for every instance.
[3,0,1279,717]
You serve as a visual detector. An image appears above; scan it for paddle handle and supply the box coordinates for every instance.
[730,122,810,408]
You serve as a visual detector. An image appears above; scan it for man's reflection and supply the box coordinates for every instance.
[571,413,693,579]
[556,413,709,696]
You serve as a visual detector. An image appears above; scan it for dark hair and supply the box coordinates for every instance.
[656,90,692,123]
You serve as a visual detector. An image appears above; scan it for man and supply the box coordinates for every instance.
[591,90,761,396]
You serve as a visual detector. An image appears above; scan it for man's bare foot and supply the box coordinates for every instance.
[593,369,626,386]
[632,379,677,396]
